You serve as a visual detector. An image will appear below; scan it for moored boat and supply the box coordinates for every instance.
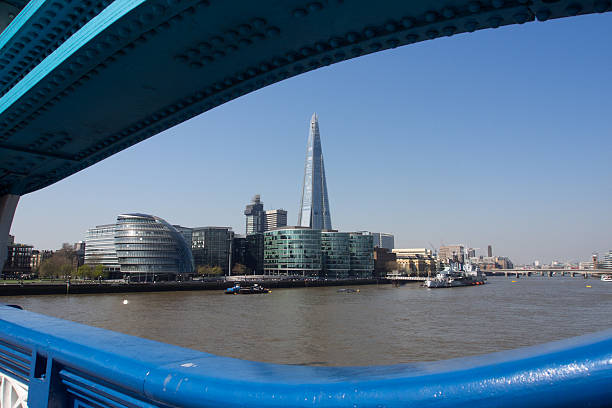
[601,274,612,282]
[425,261,486,289]
[226,283,271,294]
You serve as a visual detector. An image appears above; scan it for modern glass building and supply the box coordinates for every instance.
[363,232,394,251]
[84,224,120,274]
[264,227,321,276]
[191,227,233,274]
[244,195,265,235]
[298,113,332,230]
[115,214,194,281]
[321,231,350,279]
[349,233,374,278]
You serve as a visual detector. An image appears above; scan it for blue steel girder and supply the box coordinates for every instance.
[0,305,611,407]
[0,0,610,195]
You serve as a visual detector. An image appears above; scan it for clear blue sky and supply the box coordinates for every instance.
[11,13,612,264]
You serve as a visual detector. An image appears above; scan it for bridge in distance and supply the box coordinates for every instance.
[0,0,611,407]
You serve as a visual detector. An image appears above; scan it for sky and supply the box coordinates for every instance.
[10,13,612,265]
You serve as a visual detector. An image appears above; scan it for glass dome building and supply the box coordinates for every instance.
[115,213,194,281]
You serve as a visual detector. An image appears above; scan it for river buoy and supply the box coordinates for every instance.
[123,299,128,305]
[586,285,592,288]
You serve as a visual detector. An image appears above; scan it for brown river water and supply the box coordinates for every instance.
[1,276,611,366]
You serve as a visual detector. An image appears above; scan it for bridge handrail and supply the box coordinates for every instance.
[0,305,611,407]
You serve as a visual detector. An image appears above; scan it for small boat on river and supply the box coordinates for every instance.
[601,274,612,282]
[225,283,271,294]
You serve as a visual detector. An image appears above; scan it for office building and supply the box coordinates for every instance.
[393,248,437,274]
[84,224,120,274]
[349,232,374,278]
[264,227,322,276]
[264,209,288,231]
[191,227,234,274]
[173,225,193,248]
[298,113,332,230]
[244,195,265,235]
[373,247,397,277]
[2,241,33,278]
[246,233,264,274]
[31,249,53,271]
[321,231,350,279]
[115,214,194,280]
[603,251,612,270]
[438,245,465,264]
[369,232,394,250]
[487,245,493,257]
[73,241,86,267]
[263,228,374,278]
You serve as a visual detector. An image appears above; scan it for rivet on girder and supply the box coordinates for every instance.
[308,2,323,11]
[401,17,415,28]
[426,30,438,39]
[346,32,359,43]
[252,18,266,28]
[387,38,399,48]
[425,11,437,23]
[536,9,551,21]
[363,28,376,38]
[293,8,307,17]
[442,8,455,18]
[465,20,478,32]
[565,4,582,15]
[513,11,529,24]
[492,0,504,9]
[266,27,280,37]
[329,37,342,48]
[488,16,502,28]
[594,1,611,12]
[443,26,456,36]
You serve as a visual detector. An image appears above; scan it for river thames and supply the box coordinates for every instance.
[1,276,611,366]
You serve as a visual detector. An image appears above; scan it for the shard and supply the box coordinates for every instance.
[298,113,332,230]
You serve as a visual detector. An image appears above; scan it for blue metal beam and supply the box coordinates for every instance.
[0,305,611,407]
[0,0,610,195]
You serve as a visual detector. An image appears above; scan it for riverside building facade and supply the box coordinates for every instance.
[321,231,350,279]
[85,214,193,280]
[84,224,120,275]
[191,226,234,274]
[115,214,194,281]
[349,233,375,278]
[263,227,373,278]
[264,227,322,276]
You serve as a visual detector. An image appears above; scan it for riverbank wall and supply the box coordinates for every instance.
[0,278,390,296]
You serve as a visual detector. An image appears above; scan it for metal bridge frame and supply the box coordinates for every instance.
[0,305,611,407]
[0,0,611,405]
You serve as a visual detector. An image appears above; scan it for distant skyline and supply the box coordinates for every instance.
[9,14,612,264]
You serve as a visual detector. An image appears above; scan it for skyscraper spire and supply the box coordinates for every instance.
[298,113,332,230]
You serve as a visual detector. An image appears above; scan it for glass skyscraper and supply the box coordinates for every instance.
[298,113,332,230]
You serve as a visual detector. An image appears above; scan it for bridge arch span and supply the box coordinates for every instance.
[0,0,609,196]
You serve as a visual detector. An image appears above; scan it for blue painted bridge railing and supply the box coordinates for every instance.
[0,305,611,407]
